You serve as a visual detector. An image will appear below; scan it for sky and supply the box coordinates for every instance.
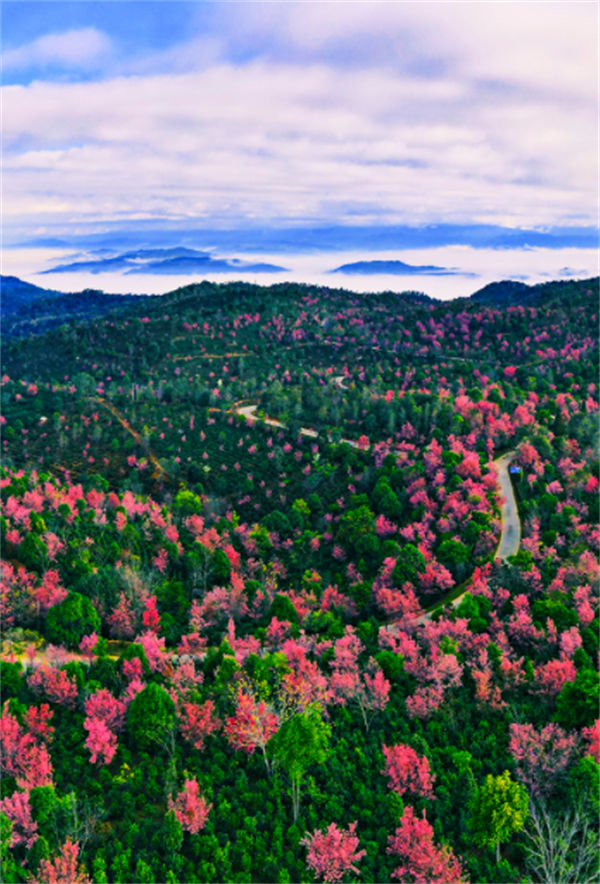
[2,1,598,298]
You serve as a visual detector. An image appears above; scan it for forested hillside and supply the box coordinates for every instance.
[1,276,143,340]
[1,277,598,884]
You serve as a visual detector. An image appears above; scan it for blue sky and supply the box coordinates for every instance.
[2,1,598,271]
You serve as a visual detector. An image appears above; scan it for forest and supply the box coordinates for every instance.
[1,275,598,883]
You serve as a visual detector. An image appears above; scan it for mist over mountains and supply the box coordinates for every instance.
[22,222,599,256]
[329,260,474,277]
[41,248,288,276]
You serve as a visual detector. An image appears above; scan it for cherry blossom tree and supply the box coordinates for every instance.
[24,704,54,741]
[170,659,204,697]
[142,595,161,633]
[28,666,78,708]
[360,664,391,713]
[559,627,583,658]
[0,790,38,848]
[34,570,68,613]
[84,689,126,731]
[387,806,465,883]
[382,744,435,799]
[302,821,366,882]
[535,658,577,696]
[122,657,143,682]
[107,591,137,639]
[168,778,211,834]
[78,632,100,660]
[280,654,329,714]
[178,700,220,750]
[509,723,578,795]
[582,720,600,762]
[328,629,390,729]
[135,630,168,673]
[34,838,91,884]
[177,631,208,658]
[225,689,279,773]
[1,702,53,789]
[83,716,118,765]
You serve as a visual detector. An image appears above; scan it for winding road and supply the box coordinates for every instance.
[236,404,317,438]
[3,401,522,669]
[493,451,521,561]
[333,375,349,391]
[235,401,522,620]
[427,449,521,617]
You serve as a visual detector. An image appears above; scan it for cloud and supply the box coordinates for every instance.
[3,53,595,234]
[3,27,112,71]
[1,2,596,240]
[211,2,596,99]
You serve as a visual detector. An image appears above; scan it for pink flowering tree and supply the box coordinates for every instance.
[35,838,91,884]
[582,720,600,762]
[107,592,136,639]
[534,658,577,696]
[302,821,366,882]
[387,806,465,883]
[1,702,53,790]
[382,744,436,799]
[24,704,54,741]
[178,700,220,751]
[0,790,38,848]
[168,778,211,834]
[27,664,77,709]
[84,689,126,731]
[83,716,117,766]
[142,595,161,633]
[82,689,126,766]
[225,689,280,773]
[508,723,578,796]
[328,629,390,730]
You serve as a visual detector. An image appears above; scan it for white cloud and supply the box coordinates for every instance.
[215,1,596,99]
[3,28,111,71]
[1,3,596,236]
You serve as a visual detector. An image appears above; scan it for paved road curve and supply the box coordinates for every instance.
[437,450,521,617]
[493,450,521,560]
[235,402,523,619]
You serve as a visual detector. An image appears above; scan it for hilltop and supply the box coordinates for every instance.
[1,275,142,338]
[1,275,66,314]
[3,273,597,341]
[468,276,598,306]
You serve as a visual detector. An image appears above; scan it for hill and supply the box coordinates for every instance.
[469,276,598,306]
[468,279,531,304]
[1,274,65,315]
[40,247,288,275]
[1,273,598,884]
[329,259,461,276]
[1,276,143,338]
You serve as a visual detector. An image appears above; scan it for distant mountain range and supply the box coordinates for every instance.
[22,222,600,255]
[39,250,477,278]
[329,260,472,276]
[41,248,288,276]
